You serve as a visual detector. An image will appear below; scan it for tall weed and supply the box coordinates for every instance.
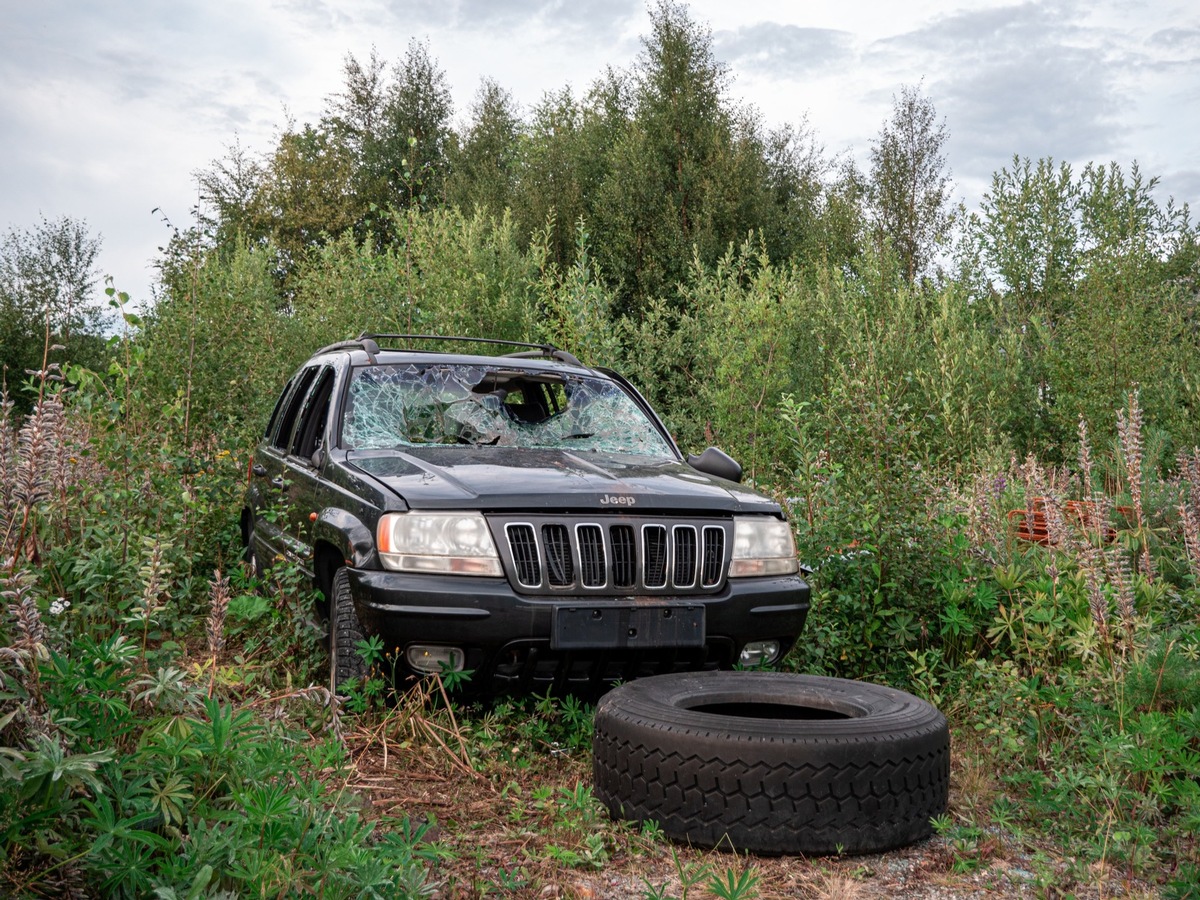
[0,357,431,897]
[925,397,1200,883]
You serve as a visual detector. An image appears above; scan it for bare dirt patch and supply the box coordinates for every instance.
[333,719,1161,899]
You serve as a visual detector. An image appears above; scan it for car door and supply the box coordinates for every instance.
[279,365,338,578]
[249,365,319,571]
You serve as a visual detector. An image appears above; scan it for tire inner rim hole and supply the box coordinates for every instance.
[690,702,851,720]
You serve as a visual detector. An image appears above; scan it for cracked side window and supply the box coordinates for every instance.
[341,365,674,459]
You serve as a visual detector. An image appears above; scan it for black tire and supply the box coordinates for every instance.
[329,567,368,693]
[591,671,949,856]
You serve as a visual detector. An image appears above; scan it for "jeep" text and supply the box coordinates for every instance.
[600,494,636,506]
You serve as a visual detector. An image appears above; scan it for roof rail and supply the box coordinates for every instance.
[312,336,380,362]
[355,333,582,366]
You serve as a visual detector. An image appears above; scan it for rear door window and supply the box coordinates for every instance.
[269,367,319,453]
[291,367,336,461]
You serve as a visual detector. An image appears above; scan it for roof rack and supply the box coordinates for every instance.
[352,333,583,366]
[312,337,381,362]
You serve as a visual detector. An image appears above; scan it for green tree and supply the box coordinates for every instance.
[0,216,106,402]
[512,88,590,268]
[966,157,1200,457]
[321,42,454,215]
[973,156,1081,322]
[322,48,393,239]
[446,78,523,217]
[590,0,774,315]
[324,42,453,212]
[1052,162,1200,448]
[867,84,953,283]
[140,236,302,442]
[195,121,363,285]
[760,121,827,264]
[519,72,631,270]
[380,39,454,207]
[534,219,620,366]
[291,206,538,346]
[194,137,270,249]
[255,124,361,277]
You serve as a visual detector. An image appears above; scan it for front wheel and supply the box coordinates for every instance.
[328,567,368,694]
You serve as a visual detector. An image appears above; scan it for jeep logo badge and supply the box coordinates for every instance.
[600,494,636,506]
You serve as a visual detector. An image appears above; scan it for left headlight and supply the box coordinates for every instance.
[728,517,799,578]
[376,511,503,576]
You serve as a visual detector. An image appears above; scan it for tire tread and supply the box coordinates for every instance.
[330,567,368,691]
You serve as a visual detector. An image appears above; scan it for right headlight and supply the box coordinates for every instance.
[729,517,799,577]
[376,511,503,576]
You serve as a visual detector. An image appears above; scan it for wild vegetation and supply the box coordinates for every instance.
[2,1,1199,896]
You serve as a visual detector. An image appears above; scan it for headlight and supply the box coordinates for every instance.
[729,517,799,577]
[376,512,503,576]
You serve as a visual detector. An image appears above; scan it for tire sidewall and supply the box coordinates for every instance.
[596,671,943,757]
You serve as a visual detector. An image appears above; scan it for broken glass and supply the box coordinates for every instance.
[341,364,674,459]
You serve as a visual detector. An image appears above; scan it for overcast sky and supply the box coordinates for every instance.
[2,0,1197,307]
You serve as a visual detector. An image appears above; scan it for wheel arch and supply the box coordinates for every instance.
[240,507,253,547]
[311,508,376,588]
[312,541,346,603]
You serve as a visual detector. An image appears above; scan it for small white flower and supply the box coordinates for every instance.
[50,598,71,615]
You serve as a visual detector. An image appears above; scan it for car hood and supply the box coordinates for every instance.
[345,447,779,515]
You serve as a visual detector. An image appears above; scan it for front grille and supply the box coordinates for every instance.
[496,516,730,595]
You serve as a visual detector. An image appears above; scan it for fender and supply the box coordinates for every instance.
[313,507,376,568]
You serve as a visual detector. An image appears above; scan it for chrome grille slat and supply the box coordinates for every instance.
[506,524,540,587]
[643,525,668,588]
[492,516,731,595]
[611,525,637,588]
[673,525,697,588]
[577,524,606,587]
[701,525,725,587]
[544,524,573,586]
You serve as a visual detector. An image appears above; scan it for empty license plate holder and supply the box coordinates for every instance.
[552,604,705,650]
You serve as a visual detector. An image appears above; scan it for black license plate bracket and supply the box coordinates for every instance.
[552,604,706,650]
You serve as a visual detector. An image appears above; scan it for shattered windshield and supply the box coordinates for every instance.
[341,364,676,459]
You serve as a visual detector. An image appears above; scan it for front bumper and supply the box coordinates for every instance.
[348,568,810,691]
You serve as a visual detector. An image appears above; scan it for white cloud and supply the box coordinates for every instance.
[0,0,1196,308]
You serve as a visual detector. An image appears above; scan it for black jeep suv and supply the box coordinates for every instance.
[242,334,809,694]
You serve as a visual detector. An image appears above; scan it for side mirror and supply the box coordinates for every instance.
[686,446,743,483]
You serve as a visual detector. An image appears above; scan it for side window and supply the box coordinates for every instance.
[292,367,336,461]
[270,367,318,453]
[263,376,295,440]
